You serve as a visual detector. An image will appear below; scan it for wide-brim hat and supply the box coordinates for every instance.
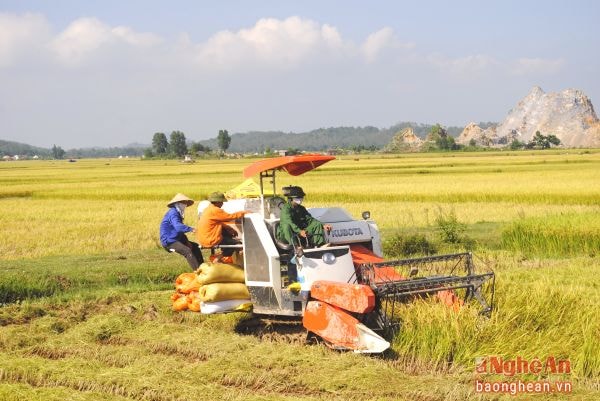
[207,191,227,202]
[167,193,194,207]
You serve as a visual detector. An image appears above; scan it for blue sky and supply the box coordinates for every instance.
[1,0,598,148]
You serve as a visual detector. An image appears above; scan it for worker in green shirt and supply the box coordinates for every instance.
[276,186,331,248]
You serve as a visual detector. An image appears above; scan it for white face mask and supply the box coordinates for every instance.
[292,197,303,205]
[175,202,187,217]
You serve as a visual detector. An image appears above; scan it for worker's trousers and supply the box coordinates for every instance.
[164,239,204,270]
[278,219,326,248]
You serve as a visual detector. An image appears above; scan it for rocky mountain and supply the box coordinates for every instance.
[382,127,423,152]
[456,123,499,146]
[457,87,600,147]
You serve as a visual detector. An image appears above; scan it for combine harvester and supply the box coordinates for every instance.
[220,155,495,353]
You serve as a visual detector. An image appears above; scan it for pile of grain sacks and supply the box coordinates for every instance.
[171,262,251,313]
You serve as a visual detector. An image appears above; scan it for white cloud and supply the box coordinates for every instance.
[50,17,163,65]
[450,55,496,72]
[510,57,565,76]
[361,27,414,63]
[50,18,111,63]
[196,16,348,68]
[0,14,425,71]
[427,53,497,74]
[194,18,420,69]
[0,13,50,66]
[3,13,583,148]
[111,26,163,47]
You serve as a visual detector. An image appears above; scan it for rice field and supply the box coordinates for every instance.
[1,150,599,400]
[1,151,599,260]
[502,212,600,257]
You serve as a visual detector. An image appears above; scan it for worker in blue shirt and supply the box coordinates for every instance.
[160,193,204,270]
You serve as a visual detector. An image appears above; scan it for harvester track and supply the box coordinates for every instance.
[235,315,308,345]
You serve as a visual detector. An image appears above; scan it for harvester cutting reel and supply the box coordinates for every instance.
[355,252,496,342]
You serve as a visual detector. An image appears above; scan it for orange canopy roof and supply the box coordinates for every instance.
[243,154,336,178]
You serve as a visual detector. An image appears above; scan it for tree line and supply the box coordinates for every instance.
[507,131,561,150]
[2,123,562,161]
[143,129,231,158]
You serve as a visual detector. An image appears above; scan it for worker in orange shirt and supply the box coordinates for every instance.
[197,192,249,257]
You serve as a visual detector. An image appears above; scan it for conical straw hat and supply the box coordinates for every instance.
[167,193,194,207]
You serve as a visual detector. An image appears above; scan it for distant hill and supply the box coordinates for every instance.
[0,140,144,158]
[197,122,470,153]
[0,140,50,157]
[66,146,144,158]
[1,122,490,158]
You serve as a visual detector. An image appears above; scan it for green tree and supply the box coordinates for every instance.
[425,124,458,151]
[169,131,187,157]
[528,131,561,149]
[436,135,457,150]
[217,129,231,153]
[510,139,525,150]
[51,144,65,159]
[190,142,210,154]
[547,134,561,147]
[429,123,445,138]
[152,132,168,155]
[143,148,154,158]
[430,125,459,151]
